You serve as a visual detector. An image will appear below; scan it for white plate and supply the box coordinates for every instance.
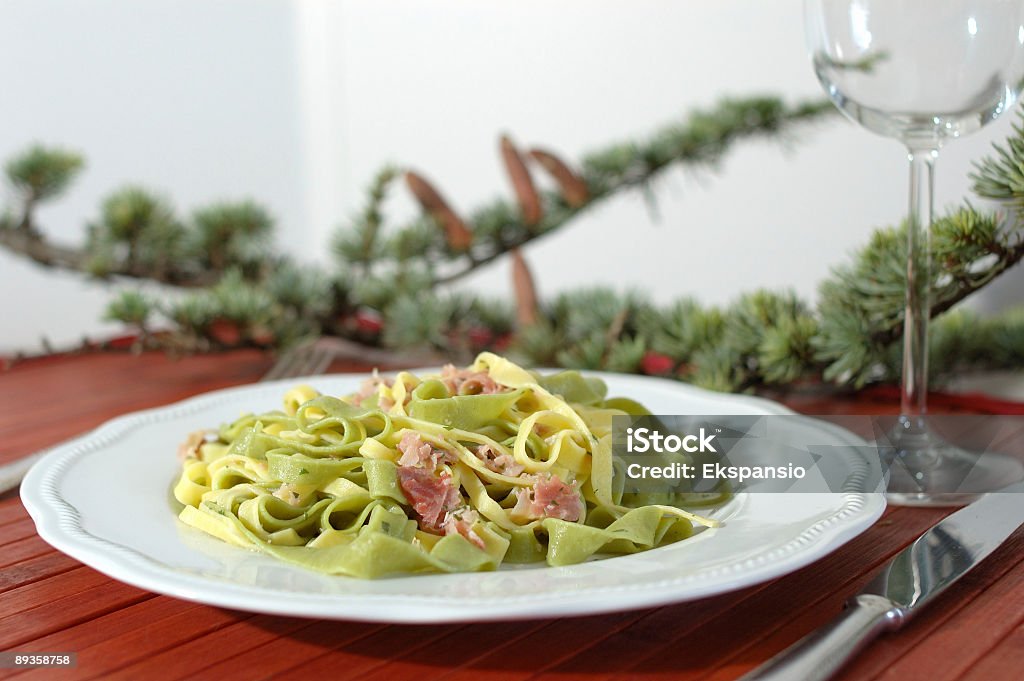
[21,371,885,623]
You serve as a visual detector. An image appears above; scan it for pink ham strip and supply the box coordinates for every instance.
[475,444,525,477]
[396,431,455,469]
[397,466,461,532]
[395,430,460,533]
[177,430,213,461]
[397,431,435,467]
[440,364,506,396]
[443,508,486,549]
[354,374,392,403]
[512,474,584,522]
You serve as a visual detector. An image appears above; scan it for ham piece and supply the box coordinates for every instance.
[397,430,435,467]
[440,364,505,396]
[395,431,460,532]
[397,467,461,531]
[396,431,454,468]
[354,374,392,403]
[475,444,524,477]
[512,474,584,522]
[442,508,486,549]
[177,430,212,461]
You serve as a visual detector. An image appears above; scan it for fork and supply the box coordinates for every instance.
[0,338,338,495]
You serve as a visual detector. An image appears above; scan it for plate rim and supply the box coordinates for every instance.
[21,370,886,622]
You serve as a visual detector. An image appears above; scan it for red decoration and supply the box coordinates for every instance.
[641,351,675,376]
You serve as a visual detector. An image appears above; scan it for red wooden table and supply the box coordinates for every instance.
[2,351,1023,681]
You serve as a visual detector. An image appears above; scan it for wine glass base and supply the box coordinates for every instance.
[884,429,1024,507]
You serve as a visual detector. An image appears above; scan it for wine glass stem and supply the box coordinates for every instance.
[901,146,937,420]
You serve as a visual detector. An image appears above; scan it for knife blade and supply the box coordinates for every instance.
[740,487,1024,681]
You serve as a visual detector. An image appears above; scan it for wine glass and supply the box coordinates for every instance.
[804,0,1024,505]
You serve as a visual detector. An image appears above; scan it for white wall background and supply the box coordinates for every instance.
[1,0,1021,352]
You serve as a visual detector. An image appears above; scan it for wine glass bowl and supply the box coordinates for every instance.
[804,0,1024,505]
[807,0,1024,148]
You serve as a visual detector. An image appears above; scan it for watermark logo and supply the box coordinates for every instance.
[625,426,718,453]
[611,414,1024,495]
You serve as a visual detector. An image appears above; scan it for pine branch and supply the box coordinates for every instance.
[0,157,280,287]
[332,166,400,272]
[0,222,224,286]
[104,290,153,328]
[337,97,836,288]
[5,145,83,232]
[8,97,1024,394]
[191,200,274,272]
[0,225,90,269]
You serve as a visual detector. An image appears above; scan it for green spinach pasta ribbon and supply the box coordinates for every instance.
[173,353,721,578]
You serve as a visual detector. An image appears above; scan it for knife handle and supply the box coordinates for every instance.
[739,594,902,681]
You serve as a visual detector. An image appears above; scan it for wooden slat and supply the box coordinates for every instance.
[0,574,152,649]
[0,551,81,595]
[165,619,390,680]
[258,622,469,680]
[0,517,40,547]
[14,598,209,681]
[0,565,96,620]
[957,621,1024,681]
[68,608,253,681]
[400,611,647,681]
[0,497,29,526]
[0,534,55,570]
[357,619,554,681]
[97,613,312,681]
[990,419,1024,458]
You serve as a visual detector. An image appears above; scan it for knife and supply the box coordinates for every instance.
[740,487,1024,681]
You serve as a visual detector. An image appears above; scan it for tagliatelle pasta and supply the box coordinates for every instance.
[173,353,721,578]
